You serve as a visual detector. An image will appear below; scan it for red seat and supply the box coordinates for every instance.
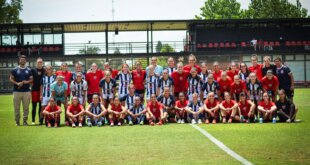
[263,41,269,46]
[6,47,12,53]
[231,42,236,48]
[296,41,302,46]
[220,42,225,48]
[291,41,296,46]
[225,42,230,48]
[197,43,202,48]
[49,47,54,52]
[285,41,291,46]
[42,47,49,52]
[208,43,213,48]
[241,42,246,47]
[0,47,5,53]
[269,42,274,46]
[202,43,207,48]
[54,46,60,52]
[12,47,17,52]
[302,41,307,45]
[308,41,310,45]
[213,43,219,48]
[275,41,280,46]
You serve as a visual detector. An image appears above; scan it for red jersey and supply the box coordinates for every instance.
[45,105,61,112]
[230,81,246,94]
[218,77,233,94]
[262,76,279,91]
[171,71,189,93]
[175,100,189,109]
[183,65,202,74]
[67,104,83,115]
[204,100,218,109]
[131,69,146,90]
[56,70,72,94]
[227,69,239,80]
[221,100,236,109]
[238,100,251,116]
[249,64,263,81]
[147,101,162,118]
[259,101,275,111]
[212,70,222,81]
[86,70,103,94]
[110,103,123,112]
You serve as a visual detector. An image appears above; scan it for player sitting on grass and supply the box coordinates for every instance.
[157,87,175,123]
[230,75,247,102]
[276,89,298,123]
[174,92,188,124]
[238,92,255,123]
[107,97,127,126]
[203,92,219,124]
[257,92,277,123]
[146,94,164,126]
[185,93,204,124]
[219,92,239,123]
[66,96,85,128]
[85,94,107,127]
[127,96,147,125]
[246,72,263,121]
[42,97,62,128]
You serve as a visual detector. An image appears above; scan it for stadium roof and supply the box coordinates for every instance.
[1,18,309,33]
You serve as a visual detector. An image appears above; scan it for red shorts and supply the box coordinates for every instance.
[31,91,40,102]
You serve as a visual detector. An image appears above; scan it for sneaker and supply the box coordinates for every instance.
[72,123,76,128]
[105,119,109,125]
[212,119,216,124]
[78,123,83,128]
[222,118,226,124]
[259,118,263,124]
[23,122,28,126]
[198,119,202,124]
[123,119,127,124]
[97,122,102,127]
[139,121,144,125]
[181,119,185,124]
[191,119,196,124]
[228,118,232,123]
[32,122,35,125]
[205,119,209,124]
[150,121,155,126]
[47,123,51,128]
[117,122,121,126]
[110,122,114,127]
[87,122,92,127]
[177,119,181,124]
[54,123,58,128]
[286,119,291,123]
[129,121,133,126]
[272,117,276,124]
[156,121,163,125]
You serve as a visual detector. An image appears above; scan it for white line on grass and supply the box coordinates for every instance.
[190,124,253,165]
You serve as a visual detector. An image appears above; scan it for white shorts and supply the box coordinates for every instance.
[42,97,50,106]
[102,93,114,100]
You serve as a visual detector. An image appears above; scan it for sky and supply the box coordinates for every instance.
[19,0,310,54]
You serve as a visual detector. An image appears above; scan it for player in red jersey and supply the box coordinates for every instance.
[217,71,233,101]
[238,92,255,123]
[42,98,62,128]
[171,62,189,99]
[131,61,146,99]
[203,92,220,124]
[102,62,118,78]
[257,92,277,123]
[212,61,222,81]
[66,97,85,128]
[230,75,247,101]
[56,62,72,97]
[248,54,263,81]
[219,92,239,123]
[261,70,279,102]
[174,92,188,124]
[86,63,104,103]
[183,54,202,74]
[146,94,164,126]
[107,97,127,126]
[227,62,239,80]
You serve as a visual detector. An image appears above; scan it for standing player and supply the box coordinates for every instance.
[116,63,132,98]
[174,92,188,124]
[127,96,147,125]
[238,92,255,123]
[71,62,86,80]
[276,89,298,123]
[239,63,250,82]
[203,92,220,124]
[146,57,163,76]
[9,55,33,126]
[31,57,45,125]
[66,96,85,128]
[227,62,239,80]
[212,61,222,81]
[246,72,263,121]
[187,67,203,101]
[99,71,116,108]
[219,92,239,123]
[51,76,69,125]
[131,61,146,99]
[200,62,210,84]
[166,57,176,75]
[262,56,276,77]
[185,93,204,124]
[217,71,233,101]
[85,94,107,127]
[257,92,277,123]
[158,69,174,95]
[249,54,263,81]
[183,54,202,74]
[261,70,279,102]
[201,74,220,100]
[70,72,88,107]
[145,65,159,102]
[171,62,189,99]
[86,63,103,103]
[157,87,175,123]
[108,97,127,126]
[42,98,62,128]
[146,94,164,126]
[56,62,72,98]
[230,75,247,101]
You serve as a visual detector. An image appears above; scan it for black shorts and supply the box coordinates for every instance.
[284,89,294,98]
[135,89,145,95]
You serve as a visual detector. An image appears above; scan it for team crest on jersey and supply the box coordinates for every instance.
[282,105,286,109]
[269,84,272,87]
[38,71,41,76]
[94,76,97,79]
[25,70,29,74]
[179,77,183,80]
[243,107,247,110]
[17,69,21,74]
[281,70,284,74]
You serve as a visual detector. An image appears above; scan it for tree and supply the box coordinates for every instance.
[160,44,175,53]
[195,0,244,19]
[79,46,101,54]
[155,41,162,53]
[0,0,23,24]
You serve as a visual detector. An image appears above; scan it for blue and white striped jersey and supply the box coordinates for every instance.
[41,75,56,97]
[99,79,117,95]
[116,72,132,95]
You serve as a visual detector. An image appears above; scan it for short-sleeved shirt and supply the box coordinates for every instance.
[120,94,138,110]
[165,67,177,75]
[131,70,146,90]
[183,65,202,74]
[246,81,262,100]
[258,101,275,111]
[116,72,132,96]
[230,81,246,94]
[187,75,203,95]
[249,64,263,81]
[147,102,162,117]
[45,105,61,113]
[212,70,222,81]
[227,69,239,80]
[175,100,189,109]
[262,76,279,91]
[110,103,123,113]
[262,64,277,77]
[146,65,163,76]
[276,99,292,115]
[51,82,68,98]
[11,66,33,92]
[86,70,103,95]
[70,80,88,97]
[238,100,252,116]
[204,100,218,109]
[202,81,220,98]
[276,65,292,90]
[187,101,203,112]
[56,70,72,94]
[41,75,56,97]
[88,103,103,115]
[31,67,45,91]
[218,78,233,94]
[67,104,84,115]
[171,71,189,93]
[99,79,116,95]
[158,77,174,94]
[157,94,175,107]
[130,104,145,114]
[221,100,236,109]
[71,71,86,81]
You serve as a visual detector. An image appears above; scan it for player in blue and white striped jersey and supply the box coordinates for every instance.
[165,57,177,76]
[145,65,159,102]
[157,87,175,123]
[99,71,117,108]
[70,72,88,107]
[120,84,138,110]
[157,69,174,95]
[187,67,203,101]
[40,65,56,108]
[185,93,204,124]
[71,62,86,81]
[200,62,212,100]
[116,63,132,98]
[201,74,220,100]
[127,96,147,125]
[85,94,107,127]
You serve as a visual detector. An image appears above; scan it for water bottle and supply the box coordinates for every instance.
[259,118,263,123]
[272,117,276,124]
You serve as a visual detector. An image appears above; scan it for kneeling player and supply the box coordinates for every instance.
[185,93,204,124]
[174,92,188,124]
[157,87,175,123]
[219,92,239,123]
[276,89,298,123]
[238,92,255,123]
[262,70,279,102]
[146,94,164,126]
[203,92,219,124]
[42,98,62,128]
[66,96,85,128]
[257,92,277,123]
[85,94,107,127]
[127,96,147,125]
[108,97,127,126]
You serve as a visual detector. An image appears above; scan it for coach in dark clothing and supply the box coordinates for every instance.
[276,89,298,123]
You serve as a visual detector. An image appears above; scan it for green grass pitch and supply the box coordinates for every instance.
[0,89,309,165]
